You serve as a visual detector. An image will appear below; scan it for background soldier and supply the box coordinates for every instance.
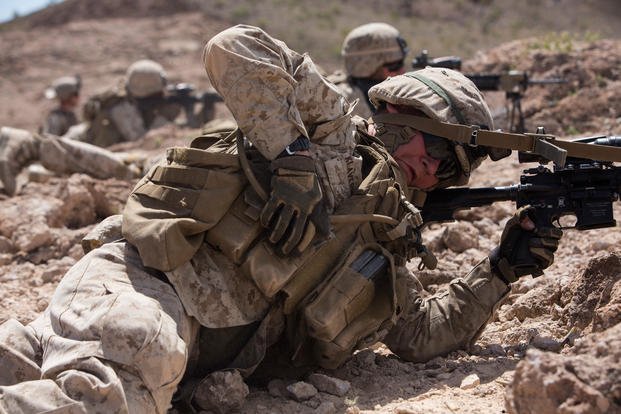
[41,75,81,136]
[0,60,181,196]
[0,25,561,413]
[67,59,182,147]
[329,22,409,119]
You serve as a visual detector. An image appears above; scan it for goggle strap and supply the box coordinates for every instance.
[372,113,621,166]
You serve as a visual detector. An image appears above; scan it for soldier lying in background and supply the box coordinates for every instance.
[0,60,183,196]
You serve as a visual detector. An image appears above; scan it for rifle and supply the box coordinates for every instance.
[411,50,566,133]
[466,71,566,134]
[166,83,223,128]
[411,49,462,70]
[420,136,621,231]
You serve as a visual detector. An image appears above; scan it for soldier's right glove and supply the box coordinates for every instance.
[489,206,563,284]
[261,155,329,255]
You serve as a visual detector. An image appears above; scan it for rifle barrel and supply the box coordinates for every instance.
[464,74,502,91]
[528,78,567,85]
[421,185,518,223]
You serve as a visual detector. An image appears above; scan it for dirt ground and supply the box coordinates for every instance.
[0,4,620,414]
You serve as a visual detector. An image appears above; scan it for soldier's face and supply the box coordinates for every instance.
[392,131,441,189]
[381,60,406,79]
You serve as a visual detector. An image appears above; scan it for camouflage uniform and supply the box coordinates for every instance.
[0,127,137,196]
[0,60,180,196]
[0,25,509,413]
[42,108,79,137]
[42,76,81,136]
[69,60,181,148]
[330,22,408,119]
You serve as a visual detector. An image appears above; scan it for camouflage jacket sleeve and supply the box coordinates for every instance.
[383,258,510,363]
[203,24,353,160]
[109,100,146,141]
[43,109,75,136]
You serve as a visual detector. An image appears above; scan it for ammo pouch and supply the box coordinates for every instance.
[301,243,398,369]
[123,128,248,271]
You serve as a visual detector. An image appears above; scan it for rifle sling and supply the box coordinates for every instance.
[372,114,621,165]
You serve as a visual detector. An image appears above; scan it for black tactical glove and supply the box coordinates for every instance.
[489,206,563,284]
[260,155,329,255]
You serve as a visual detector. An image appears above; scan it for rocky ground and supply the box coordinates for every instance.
[1,5,620,413]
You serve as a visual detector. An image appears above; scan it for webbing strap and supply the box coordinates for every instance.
[405,72,466,124]
[133,181,198,210]
[150,165,210,190]
[372,113,621,165]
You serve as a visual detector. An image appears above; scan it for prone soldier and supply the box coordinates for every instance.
[0,60,182,196]
[0,25,563,413]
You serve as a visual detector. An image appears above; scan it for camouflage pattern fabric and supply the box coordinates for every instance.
[0,127,40,195]
[83,96,177,147]
[42,108,79,136]
[125,59,167,98]
[384,259,509,362]
[0,126,138,195]
[328,70,373,119]
[39,135,137,180]
[204,24,362,211]
[0,242,198,414]
[342,22,406,78]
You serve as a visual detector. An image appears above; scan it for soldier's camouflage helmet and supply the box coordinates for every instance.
[45,75,81,101]
[125,59,167,98]
[342,23,408,78]
[369,67,498,187]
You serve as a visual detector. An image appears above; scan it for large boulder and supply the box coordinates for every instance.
[560,252,621,333]
[505,323,621,414]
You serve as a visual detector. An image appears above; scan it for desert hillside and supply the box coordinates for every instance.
[0,1,620,413]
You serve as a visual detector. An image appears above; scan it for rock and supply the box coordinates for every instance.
[56,176,98,228]
[303,397,321,409]
[352,348,376,369]
[0,235,14,253]
[286,381,317,401]
[193,370,249,414]
[40,257,76,283]
[460,373,480,390]
[88,177,134,217]
[81,214,123,254]
[0,253,12,266]
[499,281,561,322]
[267,378,287,398]
[472,217,498,237]
[442,222,479,253]
[308,373,350,397]
[12,218,52,253]
[315,401,337,414]
[506,324,621,414]
[423,226,445,252]
[424,357,444,370]
[36,297,48,312]
[530,335,564,352]
[560,252,621,333]
[477,343,506,357]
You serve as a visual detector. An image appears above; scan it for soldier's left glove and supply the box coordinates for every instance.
[261,155,329,255]
[489,206,563,284]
